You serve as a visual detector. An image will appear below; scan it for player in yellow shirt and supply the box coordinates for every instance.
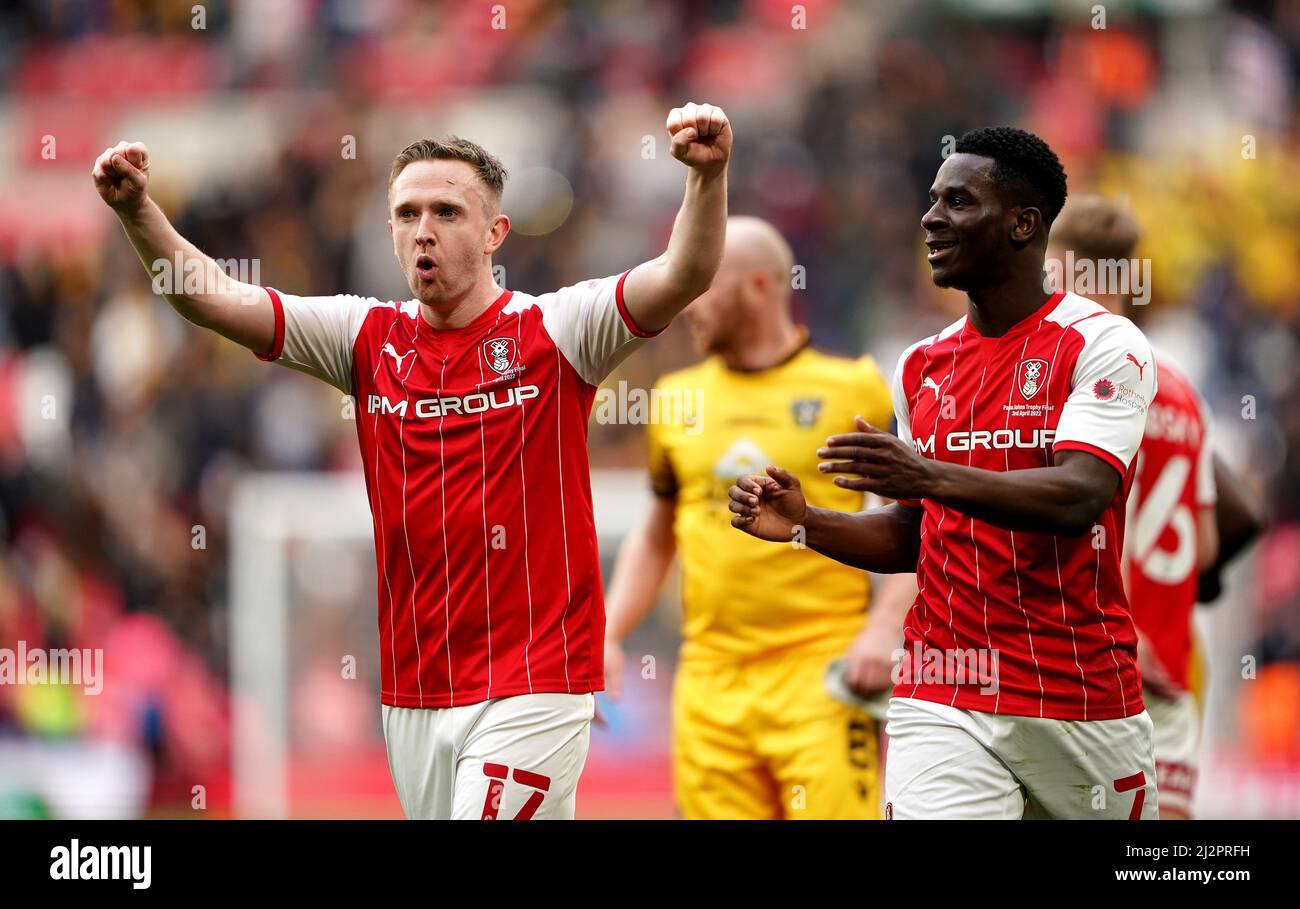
[603,216,915,819]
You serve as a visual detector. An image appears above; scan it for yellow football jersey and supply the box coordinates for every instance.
[647,338,894,662]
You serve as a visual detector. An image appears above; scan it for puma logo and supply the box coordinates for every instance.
[1126,353,1147,380]
[922,376,946,399]
[383,342,416,373]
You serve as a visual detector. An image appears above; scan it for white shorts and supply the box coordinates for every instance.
[381,692,595,820]
[884,696,1158,819]
[1146,691,1199,817]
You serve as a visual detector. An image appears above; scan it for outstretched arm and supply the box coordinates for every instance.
[804,502,924,573]
[727,465,923,573]
[818,417,1119,536]
[92,140,275,355]
[620,103,731,333]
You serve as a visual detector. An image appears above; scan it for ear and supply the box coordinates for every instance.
[485,213,511,255]
[1012,206,1043,245]
[736,267,767,310]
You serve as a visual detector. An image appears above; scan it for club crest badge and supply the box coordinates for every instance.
[791,397,823,428]
[483,337,518,376]
[1018,358,1049,401]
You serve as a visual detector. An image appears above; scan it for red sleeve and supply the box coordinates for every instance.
[614,269,667,339]
[254,286,285,362]
[1052,439,1126,478]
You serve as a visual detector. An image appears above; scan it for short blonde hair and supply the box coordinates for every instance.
[388,136,508,203]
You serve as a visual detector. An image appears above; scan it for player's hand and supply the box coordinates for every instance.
[728,466,807,542]
[666,102,732,175]
[843,623,898,697]
[92,141,150,215]
[817,416,940,500]
[603,636,626,702]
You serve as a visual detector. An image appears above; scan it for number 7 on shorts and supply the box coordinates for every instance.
[481,763,552,820]
[1114,771,1147,820]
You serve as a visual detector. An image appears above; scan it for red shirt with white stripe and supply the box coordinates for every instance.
[1124,353,1216,693]
[257,271,660,708]
[891,291,1157,721]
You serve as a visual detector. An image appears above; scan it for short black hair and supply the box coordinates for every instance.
[954,127,1068,226]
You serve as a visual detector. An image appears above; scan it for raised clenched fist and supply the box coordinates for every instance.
[666,102,732,175]
[91,141,150,215]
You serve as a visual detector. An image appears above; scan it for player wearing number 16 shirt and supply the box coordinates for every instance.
[92,102,733,819]
[728,128,1159,818]
[1048,196,1263,819]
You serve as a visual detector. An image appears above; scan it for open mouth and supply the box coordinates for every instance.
[926,238,957,261]
[415,254,437,280]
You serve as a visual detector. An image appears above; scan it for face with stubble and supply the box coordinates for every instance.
[389,159,509,307]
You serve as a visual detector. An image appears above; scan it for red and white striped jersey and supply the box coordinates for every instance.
[891,290,1157,721]
[256,271,660,708]
[1125,353,1216,693]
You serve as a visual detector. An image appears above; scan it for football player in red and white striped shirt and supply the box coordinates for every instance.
[730,128,1160,819]
[92,101,732,819]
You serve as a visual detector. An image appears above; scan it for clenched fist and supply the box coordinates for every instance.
[666,102,732,175]
[728,465,807,542]
[92,141,150,215]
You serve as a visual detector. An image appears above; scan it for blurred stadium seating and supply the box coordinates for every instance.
[0,0,1297,818]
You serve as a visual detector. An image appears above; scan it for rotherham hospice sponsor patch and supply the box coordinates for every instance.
[50,840,151,890]
[1093,379,1149,413]
[0,640,103,695]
